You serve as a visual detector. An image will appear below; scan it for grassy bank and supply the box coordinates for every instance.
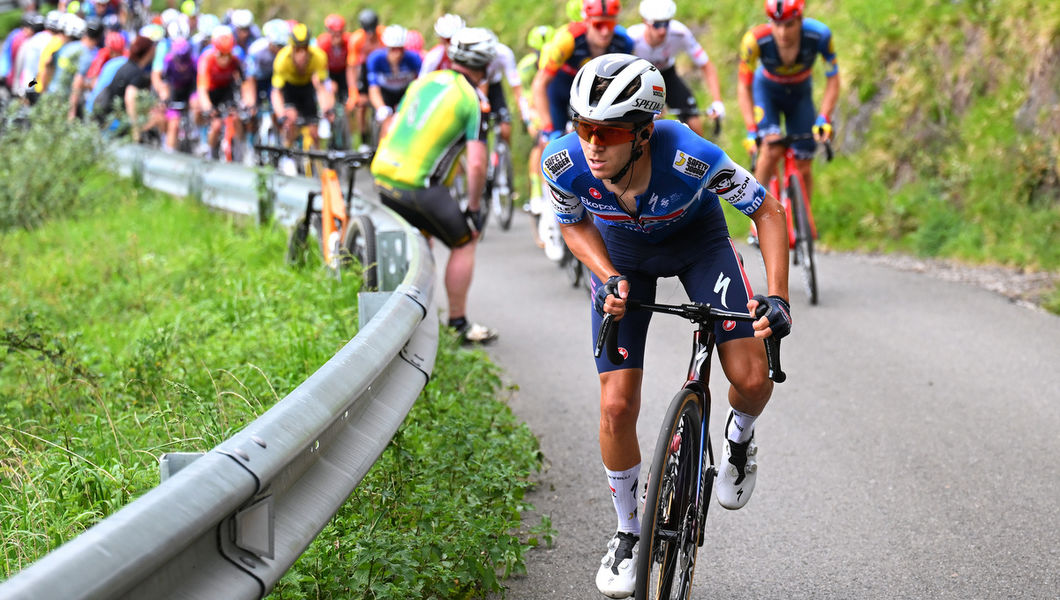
[1,100,548,595]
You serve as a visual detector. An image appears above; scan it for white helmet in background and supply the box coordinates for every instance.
[263,19,290,47]
[166,17,191,40]
[569,54,665,123]
[638,0,677,21]
[381,24,407,48]
[197,13,221,38]
[448,27,496,70]
[62,14,86,38]
[433,13,465,39]
[230,9,254,29]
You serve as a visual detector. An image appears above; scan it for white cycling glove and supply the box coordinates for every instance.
[709,100,726,120]
[375,105,393,122]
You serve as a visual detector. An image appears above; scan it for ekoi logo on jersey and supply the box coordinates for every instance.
[708,168,738,194]
[673,150,709,179]
[543,149,574,180]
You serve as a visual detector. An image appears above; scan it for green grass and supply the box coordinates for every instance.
[1,176,547,596]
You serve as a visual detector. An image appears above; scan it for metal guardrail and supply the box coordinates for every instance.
[0,146,438,599]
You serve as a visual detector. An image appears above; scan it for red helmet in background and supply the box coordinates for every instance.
[583,0,621,19]
[324,13,345,32]
[764,0,804,21]
[105,31,125,54]
[212,32,235,54]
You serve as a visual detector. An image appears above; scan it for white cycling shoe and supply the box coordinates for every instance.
[596,531,638,598]
[717,411,758,510]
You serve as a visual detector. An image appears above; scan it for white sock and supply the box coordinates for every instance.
[605,464,641,536]
[727,409,757,443]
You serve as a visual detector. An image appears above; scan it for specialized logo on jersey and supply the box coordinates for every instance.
[707,168,738,194]
[673,150,709,179]
[589,187,602,199]
[543,149,574,180]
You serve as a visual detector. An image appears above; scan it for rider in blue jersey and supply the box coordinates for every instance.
[541,54,793,598]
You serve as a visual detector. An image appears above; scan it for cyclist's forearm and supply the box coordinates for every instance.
[819,73,840,121]
[701,61,722,104]
[736,83,755,131]
[531,70,552,130]
[465,141,488,211]
[367,85,384,109]
[560,219,617,280]
[751,193,791,301]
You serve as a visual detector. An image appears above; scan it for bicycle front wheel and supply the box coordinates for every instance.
[789,174,818,305]
[637,389,703,600]
[494,143,515,230]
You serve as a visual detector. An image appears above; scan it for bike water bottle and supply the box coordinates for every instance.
[319,118,331,140]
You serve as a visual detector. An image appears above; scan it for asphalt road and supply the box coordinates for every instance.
[426,210,1060,599]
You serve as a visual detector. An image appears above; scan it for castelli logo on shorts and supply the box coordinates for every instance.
[722,320,736,331]
[589,187,602,199]
[618,347,629,359]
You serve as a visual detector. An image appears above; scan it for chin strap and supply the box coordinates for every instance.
[607,140,643,184]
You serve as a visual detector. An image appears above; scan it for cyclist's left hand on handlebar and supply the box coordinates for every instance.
[708,100,725,120]
[742,129,758,155]
[813,114,833,142]
[594,275,629,319]
[749,294,791,340]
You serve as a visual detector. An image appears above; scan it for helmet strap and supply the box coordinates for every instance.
[607,124,649,185]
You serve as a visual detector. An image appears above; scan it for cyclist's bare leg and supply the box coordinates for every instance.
[753,134,785,187]
[598,368,644,471]
[207,116,223,151]
[500,120,512,144]
[165,116,178,150]
[444,239,477,321]
[717,336,774,417]
[281,106,298,146]
[795,157,814,206]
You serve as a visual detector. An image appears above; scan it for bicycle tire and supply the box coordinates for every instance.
[285,214,322,266]
[495,143,515,230]
[342,214,378,290]
[789,174,818,305]
[636,388,703,600]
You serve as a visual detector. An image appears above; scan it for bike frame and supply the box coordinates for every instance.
[765,144,815,250]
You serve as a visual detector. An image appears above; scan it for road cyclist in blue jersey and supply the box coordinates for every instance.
[540,54,793,598]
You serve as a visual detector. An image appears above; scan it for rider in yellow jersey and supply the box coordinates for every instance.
[271,23,333,148]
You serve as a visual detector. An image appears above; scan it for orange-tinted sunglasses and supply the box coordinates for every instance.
[588,19,617,32]
[573,119,638,146]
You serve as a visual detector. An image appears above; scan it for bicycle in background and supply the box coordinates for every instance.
[750,134,833,305]
[256,145,378,288]
[595,299,784,599]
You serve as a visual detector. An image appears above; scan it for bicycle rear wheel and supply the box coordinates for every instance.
[286,213,323,267]
[637,389,703,600]
[789,174,818,305]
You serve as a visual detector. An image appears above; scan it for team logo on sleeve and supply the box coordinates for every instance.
[707,168,738,194]
[589,187,602,199]
[543,149,574,180]
[673,151,709,179]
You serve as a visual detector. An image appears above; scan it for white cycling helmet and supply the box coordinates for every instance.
[197,13,221,37]
[382,24,407,48]
[62,14,86,39]
[263,19,290,47]
[160,8,181,28]
[448,27,496,70]
[166,17,191,41]
[569,54,665,123]
[638,0,677,21]
[230,8,254,29]
[433,13,465,39]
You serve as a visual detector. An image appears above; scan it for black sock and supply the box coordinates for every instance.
[448,316,468,331]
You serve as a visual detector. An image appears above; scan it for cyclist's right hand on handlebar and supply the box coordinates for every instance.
[594,275,629,318]
[742,129,758,155]
[749,294,791,340]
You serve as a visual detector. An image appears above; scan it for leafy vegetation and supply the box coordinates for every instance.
[203,0,1058,285]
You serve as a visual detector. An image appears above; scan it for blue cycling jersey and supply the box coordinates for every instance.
[541,119,766,244]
